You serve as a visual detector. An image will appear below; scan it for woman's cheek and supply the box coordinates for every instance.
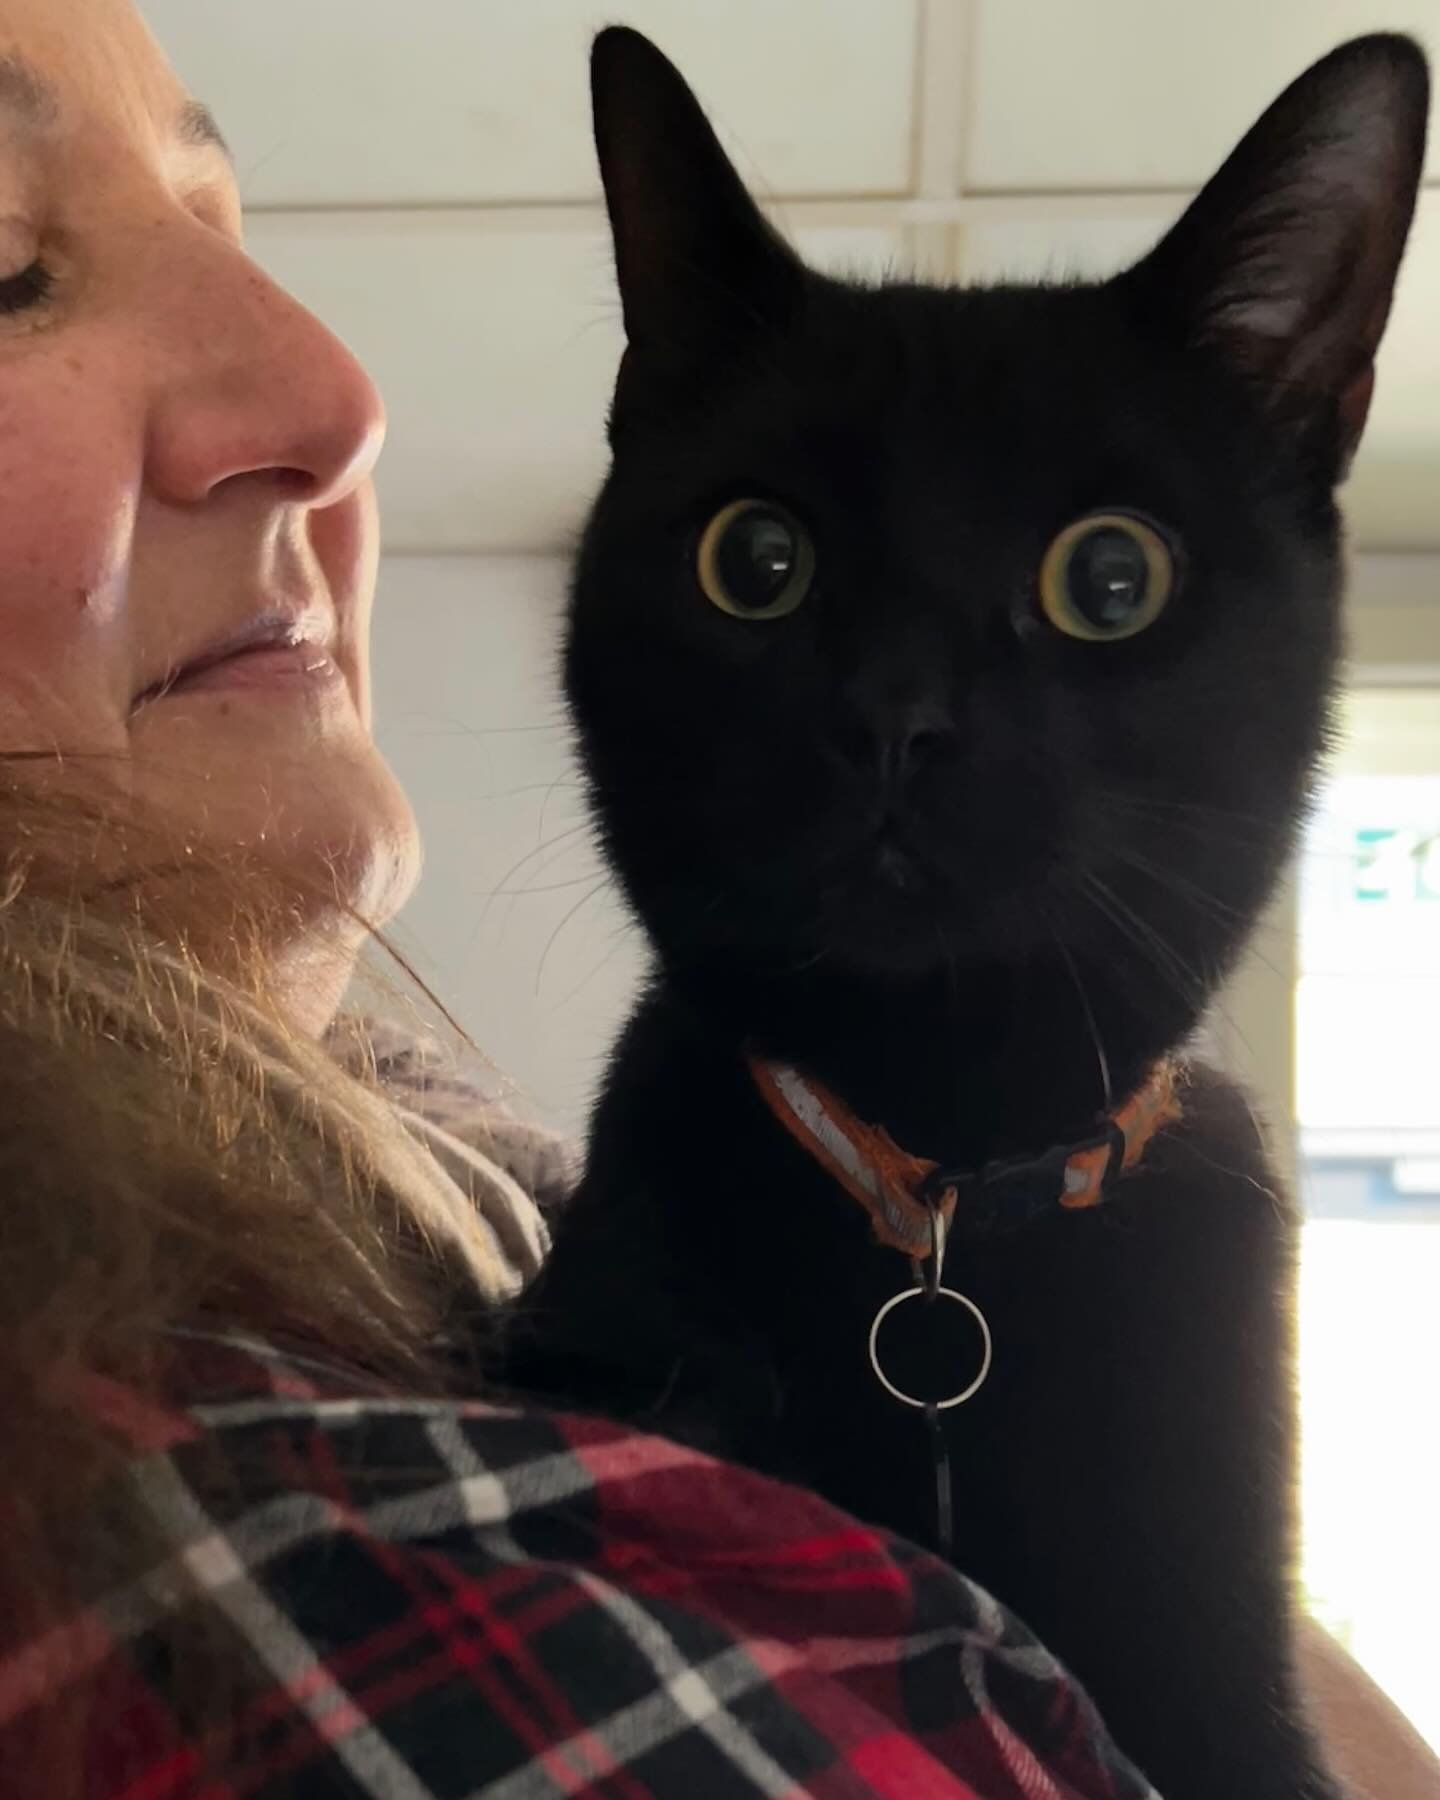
[0,363,137,747]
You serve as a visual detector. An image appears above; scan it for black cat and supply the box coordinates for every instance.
[505,28,1428,1798]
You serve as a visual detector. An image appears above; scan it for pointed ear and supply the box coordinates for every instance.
[590,28,803,394]
[1126,33,1428,479]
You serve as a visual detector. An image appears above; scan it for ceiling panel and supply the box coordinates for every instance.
[967,1,1440,191]
[143,0,919,208]
[958,196,1440,552]
[245,219,904,553]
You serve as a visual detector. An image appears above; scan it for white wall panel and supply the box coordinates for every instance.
[245,219,905,554]
[145,0,920,207]
[967,1,1440,191]
[247,218,619,556]
[1344,201,1440,552]
[369,554,640,1133]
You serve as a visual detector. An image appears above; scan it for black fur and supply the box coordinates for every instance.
[504,29,1428,1798]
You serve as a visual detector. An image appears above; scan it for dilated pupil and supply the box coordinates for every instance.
[1066,527,1149,629]
[719,510,796,609]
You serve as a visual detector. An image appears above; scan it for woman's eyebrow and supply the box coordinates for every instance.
[178,99,231,163]
[0,54,58,126]
[0,51,230,164]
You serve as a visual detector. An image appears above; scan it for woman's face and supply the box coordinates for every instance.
[0,0,419,1027]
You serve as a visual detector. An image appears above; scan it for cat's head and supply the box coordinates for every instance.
[567,29,1426,1030]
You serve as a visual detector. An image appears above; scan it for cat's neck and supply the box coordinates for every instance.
[674,955,1191,1170]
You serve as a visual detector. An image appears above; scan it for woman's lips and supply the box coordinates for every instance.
[131,606,344,711]
[162,640,343,697]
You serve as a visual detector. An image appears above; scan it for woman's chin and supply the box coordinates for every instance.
[248,748,422,929]
[132,736,421,979]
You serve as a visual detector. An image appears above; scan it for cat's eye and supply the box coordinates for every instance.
[697,499,815,620]
[1038,512,1175,642]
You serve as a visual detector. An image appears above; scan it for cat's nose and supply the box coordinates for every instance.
[843,696,955,790]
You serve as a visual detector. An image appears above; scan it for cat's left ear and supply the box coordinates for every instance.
[1126,33,1428,479]
[590,27,804,413]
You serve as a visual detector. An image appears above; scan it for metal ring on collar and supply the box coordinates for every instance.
[867,1285,993,1411]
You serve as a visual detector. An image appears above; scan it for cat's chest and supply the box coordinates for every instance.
[585,1028,1122,1419]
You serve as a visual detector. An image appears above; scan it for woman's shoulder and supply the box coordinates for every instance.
[331,1010,575,1287]
[32,1335,1157,1800]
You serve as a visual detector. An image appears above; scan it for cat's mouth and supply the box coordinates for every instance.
[827,820,952,933]
[812,812,1046,972]
[873,824,928,893]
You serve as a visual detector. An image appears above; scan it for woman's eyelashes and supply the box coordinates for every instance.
[0,260,53,315]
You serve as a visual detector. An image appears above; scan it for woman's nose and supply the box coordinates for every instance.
[142,228,386,512]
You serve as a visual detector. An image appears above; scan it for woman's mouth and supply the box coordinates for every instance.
[132,617,343,709]
[161,640,342,697]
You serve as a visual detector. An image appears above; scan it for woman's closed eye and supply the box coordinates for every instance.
[0,260,54,315]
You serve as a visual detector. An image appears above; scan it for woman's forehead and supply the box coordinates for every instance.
[0,0,195,149]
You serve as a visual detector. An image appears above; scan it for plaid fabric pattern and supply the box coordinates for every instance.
[3,1336,1161,1799]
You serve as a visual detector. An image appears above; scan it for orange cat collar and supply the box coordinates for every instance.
[748,1056,1181,1256]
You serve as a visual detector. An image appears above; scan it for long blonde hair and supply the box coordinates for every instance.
[0,764,507,1785]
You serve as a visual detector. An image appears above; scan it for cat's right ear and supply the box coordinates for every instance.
[1126,33,1428,481]
[590,28,803,415]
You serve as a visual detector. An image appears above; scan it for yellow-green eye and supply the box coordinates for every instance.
[697,499,815,620]
[1038,512,1175,641]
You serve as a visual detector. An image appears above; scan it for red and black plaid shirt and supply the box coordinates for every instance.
[0,1334,1159,1798]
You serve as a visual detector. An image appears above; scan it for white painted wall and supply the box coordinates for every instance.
[369,555,641,1133]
